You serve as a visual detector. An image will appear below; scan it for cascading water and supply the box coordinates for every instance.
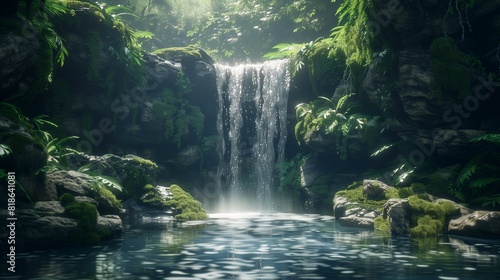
[215,60,290,211]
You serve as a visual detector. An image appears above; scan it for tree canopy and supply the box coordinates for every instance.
[103,0,340,61]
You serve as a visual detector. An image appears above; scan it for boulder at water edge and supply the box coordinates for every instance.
[448,211,500,238]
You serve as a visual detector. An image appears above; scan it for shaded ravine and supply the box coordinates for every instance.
[215,60,290,211]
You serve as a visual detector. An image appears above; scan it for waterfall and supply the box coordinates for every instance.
[215,60,290,211]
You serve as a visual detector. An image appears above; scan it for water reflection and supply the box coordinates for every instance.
[1,212,499,279]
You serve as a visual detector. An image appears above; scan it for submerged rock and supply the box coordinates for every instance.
[448,211,500,238]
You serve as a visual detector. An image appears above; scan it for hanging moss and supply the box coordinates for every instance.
[429,37,470,100]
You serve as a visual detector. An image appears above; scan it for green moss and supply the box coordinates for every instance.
[429,37,470,100]
[166,184,208,221]
[59,193,75,206]
[153,88,204,148]
[398,183,425,198]
[65,1,107,23]
[410,215,443,238]
[140,184,164,207]
[335,183,397,213]
[64,201,98,230]
[99,187,122,209]
[407,195,459,237]
[152,46,202,61]
[305,38,346,95]
[374,216,390,234]
[131,156,159,168]
[62,200,115,244]
[86,31,102,81]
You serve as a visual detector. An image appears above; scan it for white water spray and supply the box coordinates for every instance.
[215,60,290,211]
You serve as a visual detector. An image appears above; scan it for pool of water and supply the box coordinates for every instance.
[2,212,500,279]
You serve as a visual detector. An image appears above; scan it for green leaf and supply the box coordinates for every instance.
[0,144,12,157]
[132,30,155,39]
[105,5,135,15]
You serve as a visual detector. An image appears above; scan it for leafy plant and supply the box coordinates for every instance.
[78,165,124,193]
[331,0,375,67]
[294,94,366,160]
[77,165,123,209]
[450,134,500,209]
[0,144,12,157]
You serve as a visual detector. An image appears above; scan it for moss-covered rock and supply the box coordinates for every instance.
[153,46,203,61]
[58,195,120,244]
[335,181,398,214]
[407,195,459,237]
[302,38,346,97]
[138,184,207,221]
[166,184,208,221]
[429,37,470,100]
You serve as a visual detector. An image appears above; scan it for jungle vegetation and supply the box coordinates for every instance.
[1,0,499,216]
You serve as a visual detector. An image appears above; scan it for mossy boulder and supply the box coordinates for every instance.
[64,153,158,198]
[47,170,122,215]
[377,194,461,237]
[0,197,122,249]
[152,46,213,65]
[333,180,399,228]
[0,116,54,202]
[448,211,500,238]
[59,194,122,244]
[138,184,207,221]
[166,184,208,221]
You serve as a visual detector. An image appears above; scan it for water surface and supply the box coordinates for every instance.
[2,212,499,279]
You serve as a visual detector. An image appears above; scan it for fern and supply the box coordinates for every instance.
[78,166,124,193]
[294,94,366,160]
[452,135,500,208]
[331,0,375,67]
[471,134,500,144]
[263,43,306,59]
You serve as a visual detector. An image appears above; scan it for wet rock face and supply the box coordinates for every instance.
[0,116,53,202]
[0,201,122,250]
[0,32,39,101]
[333,179,397,229]
[384,198,412,235]
[47,170,121,215]
[448,211,500,238]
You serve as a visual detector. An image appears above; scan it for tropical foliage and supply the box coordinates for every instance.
[97,0,338,61]
[152,76,204,148]
[294,94,366,160]
[450,134,500,209]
